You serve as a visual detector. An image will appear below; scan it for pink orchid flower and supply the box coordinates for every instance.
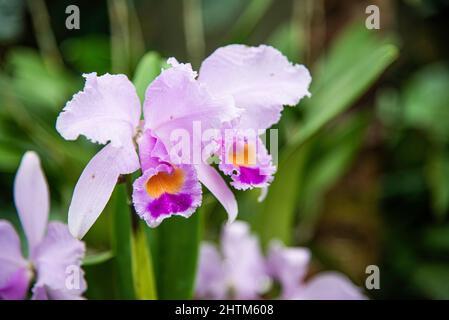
[56,60,240,238]
[196,221,271,299]
[133,45,311,226]
[0,152,86,300]
[196,221,366,300]
[267,241,366,300]
[57,44,311,238]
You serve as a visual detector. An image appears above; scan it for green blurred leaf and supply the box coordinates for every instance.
[111,184,135,299]
[267,22,302,62]
[61,35,111,74]
[228,0,273,42]
[412,264,449,299]
[132,52,164,103]
[131,221,157,299]
[254,142,310,247]
[297,113,369,240]
[423,225,449,252]
[0,144,21,171]
[153,213,202,299]
[402,64,449,143]
[83,250,114,266]
[6,48,77,110]
[255,23,398,246]
[426,148,449,219]
[290,25,398,148]
[202,0,244,34]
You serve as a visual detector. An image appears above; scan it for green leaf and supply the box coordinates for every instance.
[426,148,449,219]
[267,22,303,62]
[255,23,398,247]
[83,250,114,266]
[289,24,398,149]
[153,213,202,299]
[61,35,111,74]
[254,142,311,247]
[228,0,273,42]
[132,52,164,103]
[412,263,449,299]
[111,184,135,299]
[0,144,21,171]
[6,48,77,110]
[297,113,369,240]
[402,64,449,143]
[131,221,157,299]
[423,225,449,252]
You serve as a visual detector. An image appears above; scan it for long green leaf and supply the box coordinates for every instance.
[83,250,114,266]
[131,221,157,299]
[132,51,164,103]
[153,213,202,299]
[289,25,398,150]
[111,184,135,299]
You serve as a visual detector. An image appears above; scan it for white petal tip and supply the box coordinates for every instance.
[68,223,85,240]
[257,187,269,203]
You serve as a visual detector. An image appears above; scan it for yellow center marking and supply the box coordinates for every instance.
[145,168,185,198]
[230,143,256,167]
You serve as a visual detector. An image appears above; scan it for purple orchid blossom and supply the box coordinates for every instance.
[0,152,86,300]
[267,241,366,300]
[195,221,366,300]
[196,221,271,299]
[56,61,240,238]
[56,44,311,238]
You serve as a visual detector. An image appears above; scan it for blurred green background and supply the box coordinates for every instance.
[1,0,449,299]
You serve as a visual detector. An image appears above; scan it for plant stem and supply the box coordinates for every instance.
[26,0,63,69]
[125,174,139,232]
[183,0,205,68]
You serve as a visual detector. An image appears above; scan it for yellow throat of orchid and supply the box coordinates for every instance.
[229,142,256,167]
[145,168,185,198]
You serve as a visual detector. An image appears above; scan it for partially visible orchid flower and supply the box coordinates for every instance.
[198,45,312,191]
[56,61,240,238]
[196,221,271,299]
[267,241,366,300]
[0,152,86,300]
[195,221,366,300]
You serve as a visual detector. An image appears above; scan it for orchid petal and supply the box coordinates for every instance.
[144,60,240,148]
[196,163,237,222]
[133,163,202,227]
[221,221,270,299]
[0,221,30,300]
[56,73,141,148]
[68,143,139,239]
[32,222,86,300]
[137,130,169,171]
[199,44,312,130]
[267,240,310,298]
[219,135,275,190]
[195,242,227,299]
[293,272,367,300]
[13,151,49,253]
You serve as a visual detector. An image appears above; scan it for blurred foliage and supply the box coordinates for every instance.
[0,0,448,300]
